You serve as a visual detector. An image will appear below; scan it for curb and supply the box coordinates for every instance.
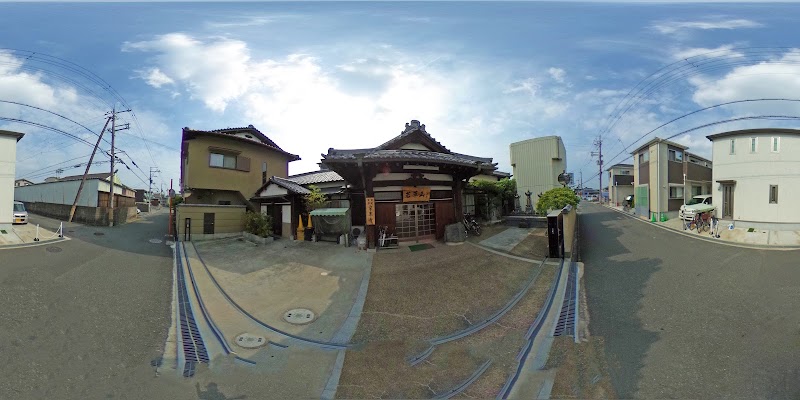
[602,204,800,251]
[0,236,70,250]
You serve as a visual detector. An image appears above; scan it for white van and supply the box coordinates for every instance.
[13,201,28,224]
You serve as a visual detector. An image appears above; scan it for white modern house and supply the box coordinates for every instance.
[0,130,25,225]
[707,128,800,229]
[509,136,567,211]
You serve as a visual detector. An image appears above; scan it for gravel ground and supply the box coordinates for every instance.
[338,243,557,399]
[546,337,616,399]
[350,243,534,345]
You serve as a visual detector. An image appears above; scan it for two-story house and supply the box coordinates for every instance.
[631,137,712,220]
[706,128,800,229]
[607,163,633,207]
[178,125,300,240]
[180,125,300,207]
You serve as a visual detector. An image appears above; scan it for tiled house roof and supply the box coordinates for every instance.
[288,170,344,185]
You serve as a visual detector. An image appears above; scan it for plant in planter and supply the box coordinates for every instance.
[244,211,273,238]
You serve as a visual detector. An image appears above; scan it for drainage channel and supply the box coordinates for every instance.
[553,262,578,339]
[176,243,210,377]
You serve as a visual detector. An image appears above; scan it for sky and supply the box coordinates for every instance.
[2,1,800,191]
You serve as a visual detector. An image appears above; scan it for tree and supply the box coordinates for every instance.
[304,185,327,212]
[536,187,580,214]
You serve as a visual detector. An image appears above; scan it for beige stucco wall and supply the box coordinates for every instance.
[183,134,292,198]
[711,133,800,224]
[510,136,566,209]
[176,204,246,239]
[562,207,577,256]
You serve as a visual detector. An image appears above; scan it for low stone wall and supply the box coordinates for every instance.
[21,201,137,226]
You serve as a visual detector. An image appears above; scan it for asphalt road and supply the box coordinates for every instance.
[580,203,800,399]
[0,210,196,399]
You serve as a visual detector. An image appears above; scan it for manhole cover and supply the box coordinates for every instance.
[46,246,62,253]
[93,232,104,236]
[149,239,163,244]
[283,308,316,325]
[234,333,267,349]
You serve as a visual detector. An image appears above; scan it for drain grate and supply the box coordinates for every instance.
[553,263,577,337]
[46,246,63,253]
[93,232,105,236]
[176,244,209,372]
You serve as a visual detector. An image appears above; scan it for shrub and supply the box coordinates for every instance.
[304,185,327,211]
[536,187,580,214]
[244,211,273,237]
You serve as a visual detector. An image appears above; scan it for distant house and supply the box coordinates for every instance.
[14,178,33,187]
[631,137,712,220]
[509,136,567,211]
[607,163,633,206]
[706,128,800,228]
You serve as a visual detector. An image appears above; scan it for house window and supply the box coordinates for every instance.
[669,186,684,199]
[638,151,649,163]
[668,149,683,162]
[262,162,268,184]
[692,185,702,196]
[210,152,236,169]
[771,137,780,152]
[769,185,778,204]
[750,137,757,153]
[621,170,630,175]
[729,139,735,155]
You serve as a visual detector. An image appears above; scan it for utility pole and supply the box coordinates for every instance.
[149,166,160,211]
[107,106,131,227]
[69,115,112,222]
[592,136,603,202]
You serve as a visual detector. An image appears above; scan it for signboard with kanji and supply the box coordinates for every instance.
[402,186,431,202]
[366,197,375,225]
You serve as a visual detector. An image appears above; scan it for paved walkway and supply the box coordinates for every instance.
[479,227,532,252]
[0,222,61,247]
[605,204,800,248]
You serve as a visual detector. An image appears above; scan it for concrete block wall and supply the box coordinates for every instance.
[21,201,137,226]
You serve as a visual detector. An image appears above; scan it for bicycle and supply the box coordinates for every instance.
[696,212,711,233]
[682,213,698,231]
[464,214,482,237]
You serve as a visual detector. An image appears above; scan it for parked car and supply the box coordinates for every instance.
[679,194,714,221]
[12,201,28,224]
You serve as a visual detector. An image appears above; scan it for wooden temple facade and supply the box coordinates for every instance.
[321,120,497,246]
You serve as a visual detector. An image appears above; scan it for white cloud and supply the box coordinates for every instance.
[504,77,539,96]
[653,18,762,35]
[690,49,800,115]
[123,33,252,112]
[671,44,744,61]
[548,67,566,83]
[124,34,579,174]
[135,67,175,88]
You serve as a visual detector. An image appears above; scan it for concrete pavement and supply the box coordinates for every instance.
[0,209,195,399]
[581,202,800,399]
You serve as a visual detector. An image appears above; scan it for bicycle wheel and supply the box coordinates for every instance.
[474,225,482,236]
